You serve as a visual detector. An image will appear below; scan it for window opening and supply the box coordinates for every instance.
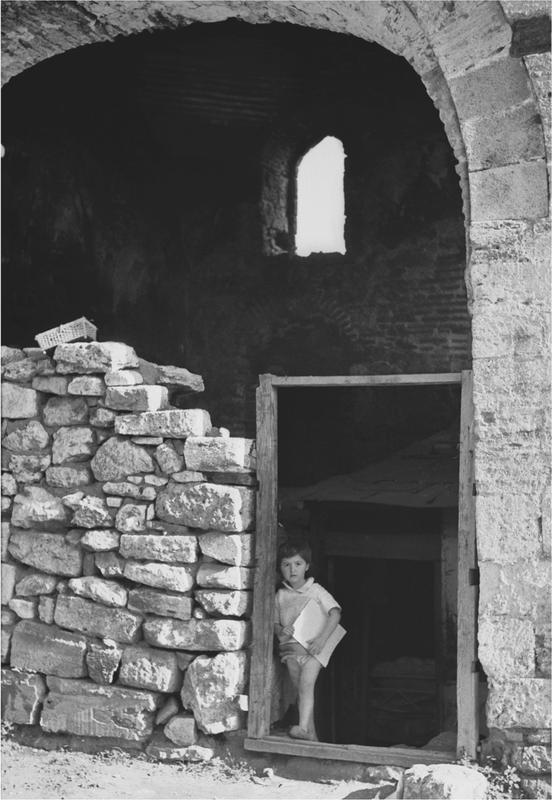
[295,136,346,257]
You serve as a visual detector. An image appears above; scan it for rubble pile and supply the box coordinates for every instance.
[1,341,256,760]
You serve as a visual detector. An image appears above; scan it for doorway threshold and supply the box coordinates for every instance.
[244,735,456,768]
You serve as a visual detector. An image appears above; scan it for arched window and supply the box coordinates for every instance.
[295,135,346,257]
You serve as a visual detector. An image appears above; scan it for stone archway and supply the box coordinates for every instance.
[2,0,550,767]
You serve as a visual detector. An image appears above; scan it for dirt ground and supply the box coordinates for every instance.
[1,735,375,800]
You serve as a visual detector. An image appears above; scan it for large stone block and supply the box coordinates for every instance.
[403,764,488,799]
[196,564,253,590]
[1,384,39,419]
[470,160,549,222]
[42,396,89,426]
[449,57,532,122]
[8,598,37,619]
[54,342,139,374]
[71,495,112,528]
[54,595,142,643]
[45,464,92,488]
[41,676,159,741]
[476,494,544,564]
[154,443,183,475]
[52,426,95,464]
[8,530,82,576]
[1,346,25,365]
[164,714,197,746]
[10,621,87,677]
[120,534,198,564]
[181,651,248,734]
[138,359,204,392]
[91,437,154,481]
[32,375,69,395]
[7,453,51,483]
[198,532,254,566]
[86,640,122,684]
[104,386,169,412]
[114,409,211,439]
[3,420,49,452]
[1,668,47,724]
[15,572,57,596]
[67,376,106,396]
[11,486,67,529]
[479,560,550,620]
[105,369,144,386]
[487,678,551,728]
[115,503,148,533]
[102,481,156,501]
[68,577,128,608]
[195,589,252,618]
[127,588,193,620]
[156,483,255,532]
[80,529,120,551]
[512,745,552,776]
[2,358,38,383]
[184,437,256,473]
[478,617,535,679]
[144,617,250,651]
[119,644,181,693]
[123,560,196,593]
[463,101,545,172]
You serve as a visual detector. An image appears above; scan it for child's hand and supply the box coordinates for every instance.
[307,635,326,655]
[282,625,294,638]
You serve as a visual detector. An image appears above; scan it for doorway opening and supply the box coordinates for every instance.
[246,372,480,767]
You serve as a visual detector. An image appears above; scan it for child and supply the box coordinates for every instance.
[274,537,341,741]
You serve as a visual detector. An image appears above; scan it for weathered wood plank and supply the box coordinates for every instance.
[267,373,462,388]
[244,736,456,766]
[248,376,278,739]
[456,369,478,759]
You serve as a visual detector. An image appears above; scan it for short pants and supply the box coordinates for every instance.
[279,640,312,667]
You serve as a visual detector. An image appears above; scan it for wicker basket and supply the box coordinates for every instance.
[35,317,98,350]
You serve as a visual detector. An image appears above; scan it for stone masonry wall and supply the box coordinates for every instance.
[1,340,256,761]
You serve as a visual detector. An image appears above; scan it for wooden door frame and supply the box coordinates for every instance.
[246,371,478,765]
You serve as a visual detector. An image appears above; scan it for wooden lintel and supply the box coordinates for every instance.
[265,373,462,388]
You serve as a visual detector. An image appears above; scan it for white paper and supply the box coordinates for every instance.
[292,598,346,667]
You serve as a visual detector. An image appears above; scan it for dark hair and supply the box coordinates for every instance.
[277,537,312,566]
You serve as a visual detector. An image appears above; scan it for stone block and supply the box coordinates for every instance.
[7,453,51,483]
[68,577,128,608]
[42,396,89,426]
[479,617,535,679]
[123,560,196,593]
[2,474,17,497]
[52,427,95,464]
[41,676,159,740]
[536,632,551,677]
[8,598,37,619]
[86,640,123,684]
[80,529,120,552]
[1,384,39,419]
[105,369,144,386]
[181,651,248,734]
[10,620,87,677]
[102,481,156,500]
[195,589,252,618]
[134,437,164,446]
[155,442,184,475]
[38,596,56,624]
[89,407,117,427]
[196,563,253,590]
[71,495,112,528]
[1,668,47,724]
[104,386,169,412]
[120,534,198,564]
[470,160,549,221]
[2,358,38,382]
[487,678,551,728]
[95,551,124,578]
[521,777,552,799]
[1,563,18,604]
[61,491,85,511]
[45,464,92,488]
[184,437,255,473]
[66,376,105,396]
[120,644,181,693]
[2,625,13,663]
[54,342,139,374]
[449,57,532,122]
[114,409,211,439]
[403,764,488,799]
[1,523,11,562]
[171,470,206,483]
[1,346,25,365]
[156,695,180,725]
[3,420,49,452]
[9,530,82,576]
[127,588,193,620]
[138,359,204,392]
[31,375,69,395]
[479,560,550,619]
[512,745,551,776]
[144,617,250,651]
[164,714,197,746]
[115,503,148,533]
[91,436,154,481]
[54,595,142,644]
[15,572,57,596]
[463,101,545,172]
[156,483,255,533]
[106,496,123,508]
[198,532,254,566]
[10,487,63,530]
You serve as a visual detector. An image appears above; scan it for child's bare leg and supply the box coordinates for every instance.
[297,657,321,739]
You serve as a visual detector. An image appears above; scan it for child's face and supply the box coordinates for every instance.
[280,554,309,589]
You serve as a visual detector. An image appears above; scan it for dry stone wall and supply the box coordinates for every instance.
[1,340,256,760]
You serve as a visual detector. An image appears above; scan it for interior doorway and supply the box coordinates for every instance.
[246,372,479,767]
